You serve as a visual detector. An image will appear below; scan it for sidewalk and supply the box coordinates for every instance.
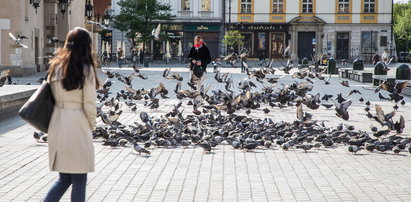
[0,67,411,201]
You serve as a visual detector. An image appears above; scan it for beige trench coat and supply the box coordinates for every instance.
[47,66,97,173]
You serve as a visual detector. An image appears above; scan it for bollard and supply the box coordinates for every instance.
[353,59,364,70]
[327,58,336,74]
[396,64,410,80]
[374,62,387,75]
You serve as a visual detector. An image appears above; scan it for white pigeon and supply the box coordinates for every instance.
[9,33,28,48]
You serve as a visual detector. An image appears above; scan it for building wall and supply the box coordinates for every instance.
[226,0,393,61]
[0,0,88,74]
[229,0,392,24]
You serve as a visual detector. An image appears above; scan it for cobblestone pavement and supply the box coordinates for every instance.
[1,66,411,201]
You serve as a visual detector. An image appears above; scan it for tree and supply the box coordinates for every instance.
[393,2,411,52]
[223,30,244,51]
[112,0,174,54]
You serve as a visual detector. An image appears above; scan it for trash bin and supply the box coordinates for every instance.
[327,58,336,74]
[144,57,150,67]
[353,59,364,70]
[302,57,309,65]
[374,62,387,75]
[396,64,410,80]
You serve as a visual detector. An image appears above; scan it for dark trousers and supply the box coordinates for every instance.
[44,173,87,202]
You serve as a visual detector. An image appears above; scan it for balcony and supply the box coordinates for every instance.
[178,11,192,18]
[198,11,213,18]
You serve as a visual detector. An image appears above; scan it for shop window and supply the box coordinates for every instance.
[258,32,266,50]
[302,0,313,13]
[338,0,349,13]
[361,31,377,53]
[380,36,387,47]
[272,0,284,13]
[364,0,375,13]
[241,0,252,13]
[201,0,211,11]
[182,0,190,11]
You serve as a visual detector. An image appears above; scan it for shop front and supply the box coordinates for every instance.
[229,24,289,59]
[183,24,222,59]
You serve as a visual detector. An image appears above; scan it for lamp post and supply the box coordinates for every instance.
[85,0,94,20]
[228,0,232,32]
[58,0,69,15]
[30,0,41,14]
[103,10,111,26]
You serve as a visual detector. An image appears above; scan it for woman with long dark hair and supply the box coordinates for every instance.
[44,27,99,202]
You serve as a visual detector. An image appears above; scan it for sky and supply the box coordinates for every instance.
[395,0,409,3]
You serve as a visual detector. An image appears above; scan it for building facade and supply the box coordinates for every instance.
[109,0,224,60]
[228,0,393,62]
[0,0,94,75]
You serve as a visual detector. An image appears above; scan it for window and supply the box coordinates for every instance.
[380,36,387,47]
[272,0,284,13]
[302,0,313,13]
[338,0,349,13]
[364,0,375,13]
[201,0,211,11]
[182,0,190,11]
[241,0,252,13]
[361,31,377,53]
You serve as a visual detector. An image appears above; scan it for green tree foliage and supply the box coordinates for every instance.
[112,0,174,51]
[223,30,244,47]
[393,2,411,51]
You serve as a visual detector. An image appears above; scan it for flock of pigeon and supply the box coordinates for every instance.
[31,60,411,156]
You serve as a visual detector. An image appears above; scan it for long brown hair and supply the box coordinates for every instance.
[49,27,100,90]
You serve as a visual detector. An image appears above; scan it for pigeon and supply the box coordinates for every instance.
[133,142,151,156]
[296,144,313,152]
[339,79,350,87]
[348,145,363,154]
[9,33,28,48]
[0,70,11,87]
[198,140,212,153]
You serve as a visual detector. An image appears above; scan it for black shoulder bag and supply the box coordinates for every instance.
[18,79,55,133]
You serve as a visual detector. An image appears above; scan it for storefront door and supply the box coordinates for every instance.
[298,32,316,61]
[270,33,285,59]
[336,32,349,59]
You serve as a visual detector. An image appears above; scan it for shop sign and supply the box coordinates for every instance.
[185,25,221,31]
[230,24,287,31]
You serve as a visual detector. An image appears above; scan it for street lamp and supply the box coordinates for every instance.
[85,0,93,20]
[103,9,114,26]
[30,0,41,14]
[58,0,69,15]
[103,10,111,26]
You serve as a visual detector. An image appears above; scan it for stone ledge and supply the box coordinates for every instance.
[0,85,38,120]
[0,65,36,77]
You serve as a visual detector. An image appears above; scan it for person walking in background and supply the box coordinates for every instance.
[373,52,381,65]
[187,35,211,94]
[139,49,144,65]
[117,47,124,68]
[132,48,138,68]
[240,46,248,73]
[44,27,99,202]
